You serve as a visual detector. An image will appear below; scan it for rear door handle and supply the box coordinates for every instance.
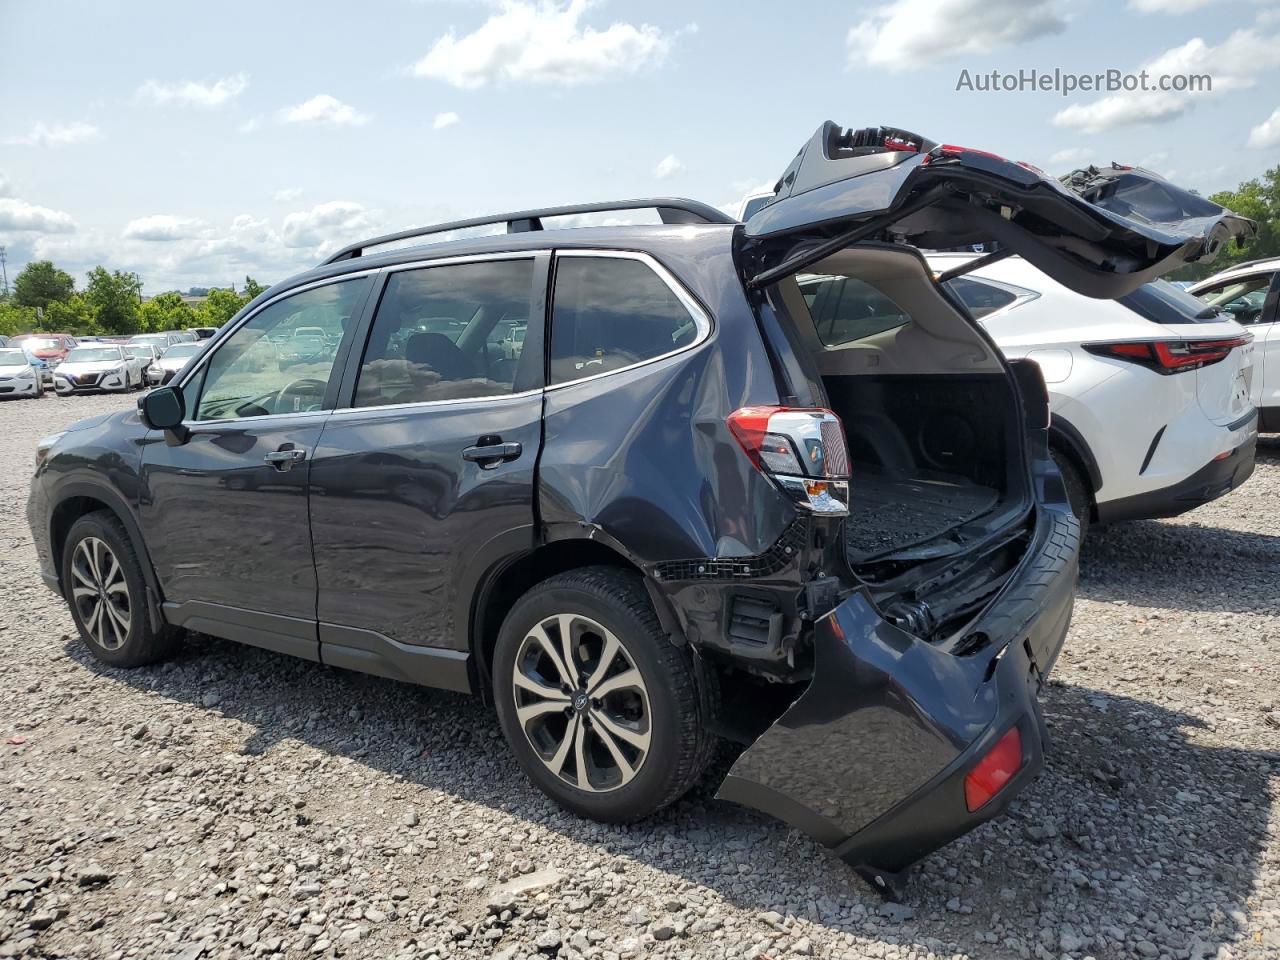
[462,440,522,467]
[264,448,306,471]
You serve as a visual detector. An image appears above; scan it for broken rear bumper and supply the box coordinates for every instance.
[716,505,1080,885]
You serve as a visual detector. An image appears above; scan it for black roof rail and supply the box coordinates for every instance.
[321,198,735,265]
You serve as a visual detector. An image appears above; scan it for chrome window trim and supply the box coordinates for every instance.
[544,249,713,392]
[173,246,713,421]
[329,387,543,419]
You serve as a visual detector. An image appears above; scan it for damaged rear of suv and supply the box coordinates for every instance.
[30,122,1253,890]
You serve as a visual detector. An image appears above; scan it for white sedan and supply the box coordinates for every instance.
[54,344,144,394]
[0,347,45,399]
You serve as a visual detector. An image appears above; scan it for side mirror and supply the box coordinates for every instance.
[139,386,189,444]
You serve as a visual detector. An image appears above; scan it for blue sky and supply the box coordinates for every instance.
[1,0,1278,292]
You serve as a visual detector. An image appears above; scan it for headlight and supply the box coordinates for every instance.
[35,431,66,469]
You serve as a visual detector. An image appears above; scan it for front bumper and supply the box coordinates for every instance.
[716,504,1080,886]
[0,378,41,396]
[55,372,129,394]
[1095,418,1257,524]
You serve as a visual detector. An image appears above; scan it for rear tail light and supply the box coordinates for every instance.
[964,726,1023,812]
[727,406,851,515]
[1084,335,1252,375]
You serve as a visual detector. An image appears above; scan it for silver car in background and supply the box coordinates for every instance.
[0,347,45,399]
[146,340,205,385]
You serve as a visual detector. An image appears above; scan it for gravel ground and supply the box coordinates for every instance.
[1,391,1277,960]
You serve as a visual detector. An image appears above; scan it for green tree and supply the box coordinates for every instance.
[1169,165,1280,282]
[83,267,142,335]
[0,302,38,338]
[43,295,100,335]
[138,291,196,332]
[13,260,75,309]
[242,276,266,301]
[196,288,246,328]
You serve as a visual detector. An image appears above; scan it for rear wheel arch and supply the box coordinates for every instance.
[1048,417,1101,496]
[470,537,676,703]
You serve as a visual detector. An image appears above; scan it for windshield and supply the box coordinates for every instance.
[20,337,59,350]
[129,335,168,345]
[0,349,29,365]
[164,344,202,360]
[65,347,122,363]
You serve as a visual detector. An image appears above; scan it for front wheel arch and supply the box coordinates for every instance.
[48,487,166,631]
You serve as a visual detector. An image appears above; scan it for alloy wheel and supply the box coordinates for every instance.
[511,613,652,793]
[70,537,131,651]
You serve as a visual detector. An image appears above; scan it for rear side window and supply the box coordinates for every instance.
[1122,278,1226,324]
[549,256,701,385]
[944,277,1019,318]
[354,258,534,407]
[799,275,910,346]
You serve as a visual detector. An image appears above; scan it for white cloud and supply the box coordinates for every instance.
[280,94,370,127]
[137,73,249,108]
[273,187,305,202]
[3,121,99,147]
[0,171,11,198]
[0,198,77,233]
[1053,27,1280,133]
[847,0,1065,71]
[433,111,461,130]
[1048,147,1094,169]
[122,215,208,242]
[653,154,683,179]
[1128,0,1213,11]
[1248,106,1280,149]
[281,201,378,251]
[411,0,675,88]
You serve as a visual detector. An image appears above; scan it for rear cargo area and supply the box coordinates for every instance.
[824,375,1016,564]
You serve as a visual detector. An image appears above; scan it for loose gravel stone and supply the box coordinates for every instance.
[0,391,1277,960]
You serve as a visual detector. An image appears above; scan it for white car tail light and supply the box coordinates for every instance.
[727,406,851,515]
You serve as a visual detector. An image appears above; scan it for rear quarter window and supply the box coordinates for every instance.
[943,277,1020,319]
[1121,278,1225,324]
[798,275,911,346]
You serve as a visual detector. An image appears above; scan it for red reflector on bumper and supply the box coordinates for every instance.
[964,727,1023,812]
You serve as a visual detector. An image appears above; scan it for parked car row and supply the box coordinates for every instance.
[25,122,1262,893]
[0,329,212,400]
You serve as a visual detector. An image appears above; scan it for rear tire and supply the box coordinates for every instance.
[1051,447,1091,538]
[493,566,716,823]
[61,511,179,668]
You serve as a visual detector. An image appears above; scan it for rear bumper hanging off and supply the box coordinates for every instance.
[715,507,1079,889]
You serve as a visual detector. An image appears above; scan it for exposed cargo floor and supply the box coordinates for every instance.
[845,471,1000,562]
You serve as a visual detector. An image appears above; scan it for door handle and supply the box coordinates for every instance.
[264,448,307,471]
[462,440,522,467]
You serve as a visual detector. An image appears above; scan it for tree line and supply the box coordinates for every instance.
[0,261,267,338]
[1170,164,1280,282]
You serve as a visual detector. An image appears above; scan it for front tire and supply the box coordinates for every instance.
[61,511,178,668]
[493,566,716,823]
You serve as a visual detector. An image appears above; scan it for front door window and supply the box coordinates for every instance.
[192,280,367,421]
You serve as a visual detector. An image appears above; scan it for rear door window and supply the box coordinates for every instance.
[353,258,535,407]
[549,255,704,385]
